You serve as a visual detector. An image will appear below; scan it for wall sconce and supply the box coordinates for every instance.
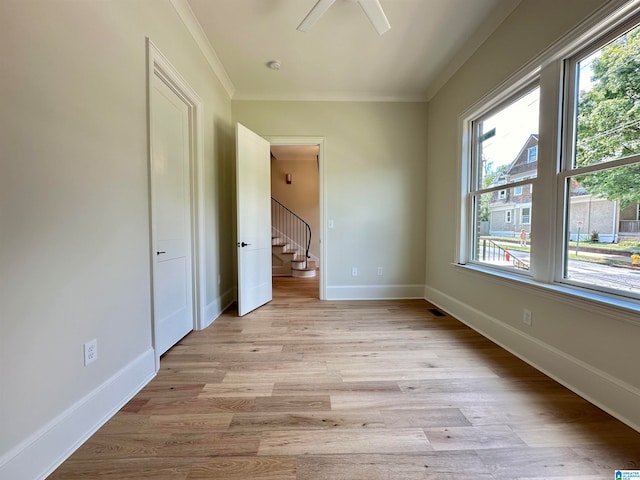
[285,173,292,184]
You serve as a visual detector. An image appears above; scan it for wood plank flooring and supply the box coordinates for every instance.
[50,276,640,479]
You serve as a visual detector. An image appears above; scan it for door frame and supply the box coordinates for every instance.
[265,136,326,300]
[147,39,206,370]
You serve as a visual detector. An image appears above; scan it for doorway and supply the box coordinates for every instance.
[266,137,325,300]
[147,40,205,367]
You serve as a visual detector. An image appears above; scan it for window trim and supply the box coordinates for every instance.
[453,262,640,327]
[457,0,640,308]
[555,19,640,297]
[465,80,539,275]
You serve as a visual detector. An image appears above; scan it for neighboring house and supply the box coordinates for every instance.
[487,135,638,242]
[487,134,538,238]
[620,202,640,238]
[569,182,620,243]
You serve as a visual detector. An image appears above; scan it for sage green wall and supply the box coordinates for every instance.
[0,0,234,459]
[426,0,640,428]
[233,101,428,293]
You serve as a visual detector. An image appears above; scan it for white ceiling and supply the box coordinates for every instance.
[184,0,521,102]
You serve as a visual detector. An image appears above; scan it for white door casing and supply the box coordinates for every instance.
[148,40,205,365]
[151,75,193,356]
[265,136,326,300]
[236,123,272,316]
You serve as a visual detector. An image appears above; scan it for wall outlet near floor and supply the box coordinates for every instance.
[522,309,532,326]
[377,267,383,276]
[84,339,98,366]
[351,267,358,277]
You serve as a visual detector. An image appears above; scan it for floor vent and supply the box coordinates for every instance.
[429,308,446,317]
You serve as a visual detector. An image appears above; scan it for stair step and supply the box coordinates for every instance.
[291,260,316,269]
[272,244,297,256]
[291,267,317,278]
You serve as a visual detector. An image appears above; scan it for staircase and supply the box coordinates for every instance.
[271,198,316,278]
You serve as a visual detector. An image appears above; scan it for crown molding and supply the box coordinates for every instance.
[232,91,428,103]
[168,0,235,99]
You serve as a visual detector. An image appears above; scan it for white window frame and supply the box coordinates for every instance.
[521,206,531,224]
[457,1,640,315]
[527,146,538,163]
[556,16,640,299]
[505,210,512,224]
[461,79,539,275]
[514,185,523,196]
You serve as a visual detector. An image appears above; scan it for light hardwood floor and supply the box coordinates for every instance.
[50,276,640,479]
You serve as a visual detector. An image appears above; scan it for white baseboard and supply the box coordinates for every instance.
[202,288,235,329]
[0,349,156,480]
[425,285,640,433]
[326,284,425,300]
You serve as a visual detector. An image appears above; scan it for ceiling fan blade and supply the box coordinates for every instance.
[358,0,391,35]
[297,0,338,32]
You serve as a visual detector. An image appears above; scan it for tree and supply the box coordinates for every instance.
[575,25,640,206]
[479,160,507,222]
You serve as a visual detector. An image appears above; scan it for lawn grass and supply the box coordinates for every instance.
[566,253,631,266]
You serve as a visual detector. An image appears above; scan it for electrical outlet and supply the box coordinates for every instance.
[351,267,358,277]
[328,219,334,229]
[377,267,383,276]
[84,339,98,366]
[522,309,532,326]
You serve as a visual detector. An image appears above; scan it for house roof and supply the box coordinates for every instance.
[493,134,538,184]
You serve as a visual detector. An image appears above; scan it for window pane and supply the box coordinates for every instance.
[574,24,640,168]
[473,191,531,272]
[564,172,640,296]
[476,87,539,189]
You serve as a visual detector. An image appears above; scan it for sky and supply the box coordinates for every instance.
[479,50,599,175]
[480,87,540,170]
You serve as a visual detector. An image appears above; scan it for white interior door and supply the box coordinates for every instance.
[151,75,193,355]
[236,123,272,316]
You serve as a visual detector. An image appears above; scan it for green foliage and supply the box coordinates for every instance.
[620,240,640,249]
[576,25,640,206]
[479,160,507,221]
[483,161,508,188]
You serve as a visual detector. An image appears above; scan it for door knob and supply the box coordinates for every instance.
[237,242,251,247]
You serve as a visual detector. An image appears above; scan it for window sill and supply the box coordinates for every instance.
[453,262,640,327]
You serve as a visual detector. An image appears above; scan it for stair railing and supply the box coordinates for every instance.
[271,197,311,269]
[480,238,529,270]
